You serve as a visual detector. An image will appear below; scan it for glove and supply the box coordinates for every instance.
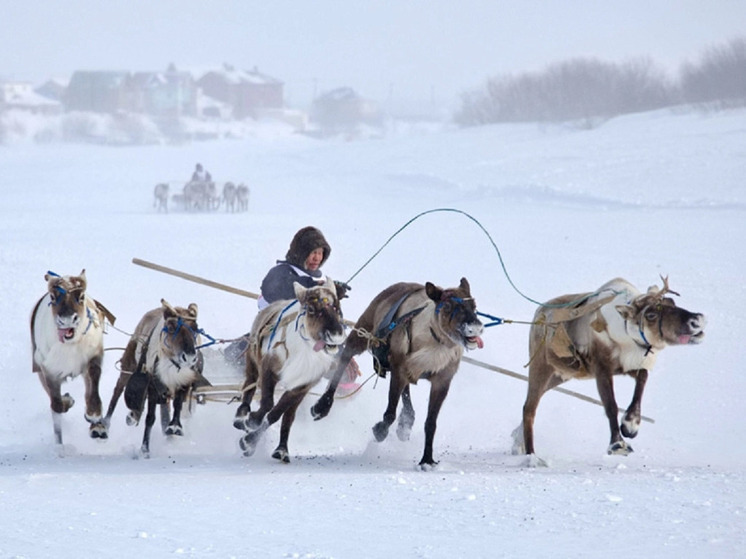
[334,280,351,300]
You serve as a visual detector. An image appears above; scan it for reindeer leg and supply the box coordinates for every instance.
[140,388,158,458]
[418,376,453,469]
[518,362,564,461]
[271,388,309,463]
[37,370,74,445]
[247,360,279,431]
[104,371,131,428]
[160,401,171,434]
[621,369,648,439]
[595,371,630,455]
[240,386,308,459]
[166,389,187,436]
[396,385,415,441]
[311,343,358,420]
[373,370,406,442]
[83,356,107,440]
[233,357,259,430]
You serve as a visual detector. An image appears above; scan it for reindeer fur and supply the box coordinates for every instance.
[512,276,706,464]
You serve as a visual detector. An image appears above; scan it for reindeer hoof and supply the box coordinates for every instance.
[372,421,389,442]
[396,422,412,442]
[165,424,184,436]
[272,448,290,463]
[523,454,548,468]
[418,460,439,471]
[232,415,248,431]
[126,410,140,427]
[62,393,75,412]
[621,417,641,439]
[89,424,108,439]
[239,434,258,457]
[608,440,633,456]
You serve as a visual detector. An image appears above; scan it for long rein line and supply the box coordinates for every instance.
[343,208,609,323]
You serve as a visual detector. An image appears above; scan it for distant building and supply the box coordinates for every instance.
[35,78,69,102]
[64,71,129,113]
[310,87,382,134]
[196,64,284,119]
[125,65,198,118]
[0,80,61,115]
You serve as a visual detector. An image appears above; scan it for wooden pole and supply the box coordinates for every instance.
[132,258,260,300]
[132,257,655,424]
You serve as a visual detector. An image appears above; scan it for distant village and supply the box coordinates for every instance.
[0,63,385,144]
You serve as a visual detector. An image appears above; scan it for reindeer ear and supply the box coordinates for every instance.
[293,282,307,302]
[615,304,636,320]
[425,282,443,302]
[459,277,471,293]
[187,303,198,318]
[161,298,176,319]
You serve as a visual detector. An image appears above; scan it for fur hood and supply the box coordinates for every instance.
[285,226,331,270]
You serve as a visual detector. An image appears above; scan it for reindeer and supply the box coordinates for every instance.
[512,276,706,464]
[183,180,218,211]
[222,182,237,212]
[236,183,249,212]
[30,270,114,445]
[233,279,346,463]
[104,300,209,457]
[153,183,169,213]
[311,278,484,469]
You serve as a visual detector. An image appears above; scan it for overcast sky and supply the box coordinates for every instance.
[2,1,744,109]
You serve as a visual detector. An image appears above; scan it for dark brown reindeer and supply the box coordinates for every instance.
[311,278,485,469]
[30,270,114,445]
[104,299,209,457]
[233,279,346,463]
[512,276,706,465]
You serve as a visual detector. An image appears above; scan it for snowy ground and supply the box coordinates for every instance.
[1,108,744,558]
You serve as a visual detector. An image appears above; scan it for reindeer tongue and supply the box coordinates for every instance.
[58,328,74,343]
[313,340,326,352]
[678,334,691,344]
[476,336,484,349]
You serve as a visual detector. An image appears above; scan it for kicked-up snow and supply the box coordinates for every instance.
[0,108,744,558]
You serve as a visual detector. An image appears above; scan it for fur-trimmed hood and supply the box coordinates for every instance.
[285,226,331,270]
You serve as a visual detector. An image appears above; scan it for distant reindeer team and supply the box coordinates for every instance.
[30,269,705,467]
[153,181,249,213]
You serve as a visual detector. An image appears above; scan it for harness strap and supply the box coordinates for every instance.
[268,300,299,347]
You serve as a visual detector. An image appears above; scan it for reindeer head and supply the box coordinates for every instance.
[426,277,484,350]
[293,279,346,354]
[616,276,706,349]
[159,299,201,369]
[45,269,89,343]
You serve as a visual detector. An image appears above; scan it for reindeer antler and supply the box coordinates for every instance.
[161,298,198,319]
[650,275,680,300]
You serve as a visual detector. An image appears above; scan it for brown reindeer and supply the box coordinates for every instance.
[30,270,114,445]
[311,278,484,469]
[233,279,346,463]
[512,276,706,464]
[104,299,209,457]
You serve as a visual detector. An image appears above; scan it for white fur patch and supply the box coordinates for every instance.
[32,294,103,380]
[144,319,200,394]
[593,280,659,372]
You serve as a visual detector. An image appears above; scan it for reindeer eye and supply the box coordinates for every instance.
[644,310,659,322]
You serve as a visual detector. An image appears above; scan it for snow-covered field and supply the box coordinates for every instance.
[1,109,744,558]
